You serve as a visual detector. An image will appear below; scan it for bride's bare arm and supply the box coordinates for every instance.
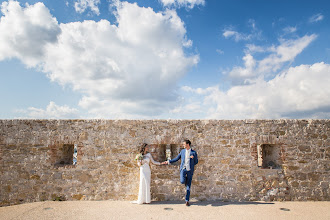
[149,153,161,165]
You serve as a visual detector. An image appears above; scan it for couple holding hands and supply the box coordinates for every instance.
[133,140,198,206]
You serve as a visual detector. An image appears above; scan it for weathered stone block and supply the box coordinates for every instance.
[298,146,311,152]
[288,166,299,171]
[221,158,230,164]
[30,175,40,180]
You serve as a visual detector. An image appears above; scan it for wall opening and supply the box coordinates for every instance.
[148,144,181,163]
[73,144,78,165]
[166,144,171,160]
[171,144,181,159]
[55,144,75,166]
[257,144,282,169]
[148,144,166,162]
[165,144,181,161]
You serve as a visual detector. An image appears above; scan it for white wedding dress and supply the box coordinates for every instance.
[136,153,160,204]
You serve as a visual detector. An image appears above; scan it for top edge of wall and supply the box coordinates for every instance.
[0,119,329,122]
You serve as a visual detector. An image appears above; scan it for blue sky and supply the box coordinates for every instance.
[0,0,329,119]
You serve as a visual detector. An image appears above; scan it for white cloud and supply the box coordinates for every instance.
[17,101,80,119]
[182,85,211,95]
[245,44,270,53]
[227,34,317,84]
[160,0,205,9]
[0,0,61,67]
[309,13,324,23]
[223,20,261,42]
[283,26,297,34]
[223,30,252,42]
[222,25,261,42]
[257,35,317,73]
[0,1,198,119]
[180,62,330,119]
[228,54,257,82]
[170,102,202,114]
[74,0,101,15]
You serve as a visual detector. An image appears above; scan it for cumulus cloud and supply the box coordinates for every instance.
[74,0,101,15]
[160,0,205,9]
[0,1,198,118]
[228,54,256,82]
[309,13,324,23]
[257,35,317,73]
[16,101,80,119]
[227,34,317,84]
[174,29,327,119]
[0,0,61,67]
[170,102,203,115]
[179,62,330,119]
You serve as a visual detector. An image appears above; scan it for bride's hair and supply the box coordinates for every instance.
[140,143,148,155]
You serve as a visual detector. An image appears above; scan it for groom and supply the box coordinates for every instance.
[162,139,198,206]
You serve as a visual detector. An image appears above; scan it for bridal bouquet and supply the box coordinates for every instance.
[135,153,144,161]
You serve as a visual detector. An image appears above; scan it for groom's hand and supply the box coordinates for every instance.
[162,161,169,165]
[190,155,194,159]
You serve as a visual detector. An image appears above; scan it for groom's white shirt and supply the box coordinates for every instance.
[183,148,191,171]
[168,148,191,171]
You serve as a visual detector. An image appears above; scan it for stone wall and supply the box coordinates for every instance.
[0,119,329,206]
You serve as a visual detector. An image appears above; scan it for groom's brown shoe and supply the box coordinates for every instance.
[185,201,190,206]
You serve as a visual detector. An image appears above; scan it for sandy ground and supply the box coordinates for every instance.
[0,200,329,220]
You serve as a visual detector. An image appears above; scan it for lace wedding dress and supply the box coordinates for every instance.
[136,153,160,204]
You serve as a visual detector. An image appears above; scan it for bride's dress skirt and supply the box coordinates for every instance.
[137,163,151,204]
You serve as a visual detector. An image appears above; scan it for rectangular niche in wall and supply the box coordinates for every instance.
[170,144,181,159]
[148,144,166,162]
[165,144,181,160]
[166,145,171,160]
[148,144,181,162]
[55,144,75,166]
[73,144,78,165]
[257,144,282,169]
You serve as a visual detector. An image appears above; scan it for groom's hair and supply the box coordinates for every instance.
[184,139,191,146]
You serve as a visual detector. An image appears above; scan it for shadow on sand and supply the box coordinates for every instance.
[150,201,274,207]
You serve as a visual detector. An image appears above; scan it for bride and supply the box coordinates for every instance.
[134,143,161,204]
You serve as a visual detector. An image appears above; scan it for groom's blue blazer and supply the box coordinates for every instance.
[169,149,198,174]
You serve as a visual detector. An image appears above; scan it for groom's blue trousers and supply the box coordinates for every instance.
[180,169,193,202]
